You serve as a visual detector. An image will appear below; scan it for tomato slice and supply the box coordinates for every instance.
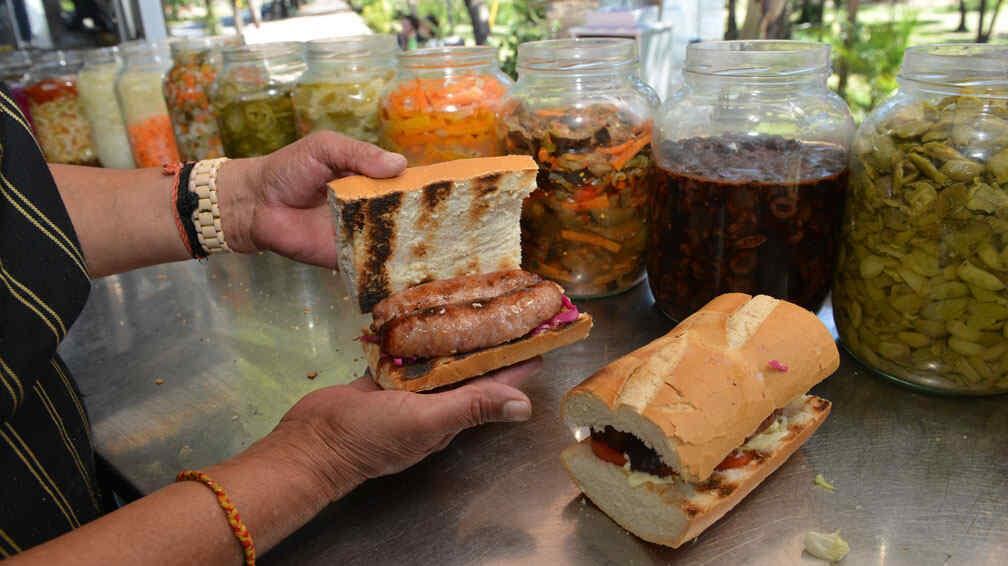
[590,438,628,467]
[715,450,756,471]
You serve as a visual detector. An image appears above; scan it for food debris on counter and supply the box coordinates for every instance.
[154,378,164,385]
[307,371,318,379]
[803,530,849,563]
[815,473,836,492]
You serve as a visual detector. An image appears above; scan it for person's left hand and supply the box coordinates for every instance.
[217,132,407,267]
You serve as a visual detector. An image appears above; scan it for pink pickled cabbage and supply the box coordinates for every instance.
[531,295,580,337]
[767,359,789,372]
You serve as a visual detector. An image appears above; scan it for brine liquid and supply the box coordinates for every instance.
[648,136,848,320]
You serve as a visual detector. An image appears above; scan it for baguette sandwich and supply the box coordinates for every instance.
[561,293,838,548]
[330,156,592,391]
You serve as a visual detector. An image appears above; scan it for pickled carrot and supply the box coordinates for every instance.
[128,115,181,167]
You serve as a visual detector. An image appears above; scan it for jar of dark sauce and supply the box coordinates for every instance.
[650,41,854,321]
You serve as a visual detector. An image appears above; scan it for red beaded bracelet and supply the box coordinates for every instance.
[177,470,256,565]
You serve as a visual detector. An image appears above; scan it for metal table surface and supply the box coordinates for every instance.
[60,253,1007,566]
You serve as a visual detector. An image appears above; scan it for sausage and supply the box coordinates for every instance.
[372,270,543,329]
[381,280,564,358]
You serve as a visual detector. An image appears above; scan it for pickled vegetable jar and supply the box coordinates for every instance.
[1,50,34,128]
[213,42,304,158]
[503,39,658,298]
[164,36,240,161]
[117,41,180,167]
[651,41,853,320]
[78,47,135,169]
[293,34,397,144]
[379,46,512,165]
[833,44,1008,395]
[25,50,100,165]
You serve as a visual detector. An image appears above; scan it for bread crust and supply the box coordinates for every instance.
[561,395,831,548]
[366,314,593,392]
[562,293,839,483]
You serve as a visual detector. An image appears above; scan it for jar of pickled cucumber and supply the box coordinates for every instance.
[1,50,34,128]
[117,41,181,167]
[502,39,658,298]
[24,50,100,166]
[212,42,305,158]
[379,46,513,165]
[164,35,240,161]
[78,46,135,168]
[293,35,398,145]
[833,44,1008,395]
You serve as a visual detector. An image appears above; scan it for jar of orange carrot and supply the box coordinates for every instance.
[117,41,181,168]
[378,46,512,165]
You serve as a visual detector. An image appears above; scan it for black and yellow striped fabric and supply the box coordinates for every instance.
[0,84,99,555]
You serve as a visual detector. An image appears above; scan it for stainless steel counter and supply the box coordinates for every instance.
[59,253,1007,566]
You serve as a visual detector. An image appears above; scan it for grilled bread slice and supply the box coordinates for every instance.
[328,156,538,313]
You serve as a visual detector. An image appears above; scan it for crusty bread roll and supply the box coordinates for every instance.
[366,314,593,392]
[328,156,538,313]
[563,293,839,484]
[562,395,831,548]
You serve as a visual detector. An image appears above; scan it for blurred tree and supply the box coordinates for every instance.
[836,0,859,99]
[976,0,1005,42]
[463,0,490,44]
[726,0,739,39]
[956,0,968,32]
[206,0,220,34]
[740,0,790,39]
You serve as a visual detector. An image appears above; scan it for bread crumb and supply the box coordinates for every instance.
[154,378,164,385]
[307,371,318,379]
[231,415,239,421]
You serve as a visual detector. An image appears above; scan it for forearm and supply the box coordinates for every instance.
[10,427,361,565]
[52,165,191,277]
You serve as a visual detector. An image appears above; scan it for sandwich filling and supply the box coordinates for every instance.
[588,407,789,481]
[363,270,580,365]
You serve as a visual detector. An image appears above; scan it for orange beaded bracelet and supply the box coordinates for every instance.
[177,470,256,565]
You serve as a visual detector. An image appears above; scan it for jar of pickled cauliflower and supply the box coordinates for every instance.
[164,35,240,161]
[502,38,658,298]
[25,50,99,166]
[379,46,512,165]
[78,46,135,168]
[117,41,181,167]
[293,34,398,145]
[833,44,1008,395]
[213,42,305,158]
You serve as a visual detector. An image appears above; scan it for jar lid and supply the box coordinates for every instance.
[84,46,119,66]
[399,46,497,69]
[900,44,1008,91]
[0,50,31,72]
[171,35,242,57]
[222,41,303,62]
[34,49,85,72]
[685,40,830,78]
[517,38,638,73]
[306,34,398,59]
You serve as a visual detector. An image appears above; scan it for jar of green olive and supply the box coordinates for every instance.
[833,44,1008,395]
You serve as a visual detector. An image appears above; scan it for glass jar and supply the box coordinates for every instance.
[1,50,34,128]
[78,47,135,169]
[502,38,658,298]
[117,41,181,167]
[164,35,240,161]
[212,42,305,158]
[24,50,100,165]
[379,46,512,165]
[651,41,853,320]
[833,44,1008,395]
[293,34,398,145]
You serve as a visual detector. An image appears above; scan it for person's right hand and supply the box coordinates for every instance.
[275,359,542,494]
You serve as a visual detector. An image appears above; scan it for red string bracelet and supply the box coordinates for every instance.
[177,470,256,565]
[163,162,195,258]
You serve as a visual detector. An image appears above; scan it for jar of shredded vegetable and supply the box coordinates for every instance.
[78,47,135,169]
[379,46,512,165]
[117,41,181,167]
[293,34,398,144]
[164,35,240,161]
[25,50,99,166]
[1,50,34,129]
[503,39,659,298]
[213,42,305,158]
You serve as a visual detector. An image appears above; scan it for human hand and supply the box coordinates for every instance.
[217,132,407,267]
[275,358,542,496]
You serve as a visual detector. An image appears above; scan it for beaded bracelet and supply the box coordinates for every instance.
[177,470,256,565]
[189,157,231,255]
